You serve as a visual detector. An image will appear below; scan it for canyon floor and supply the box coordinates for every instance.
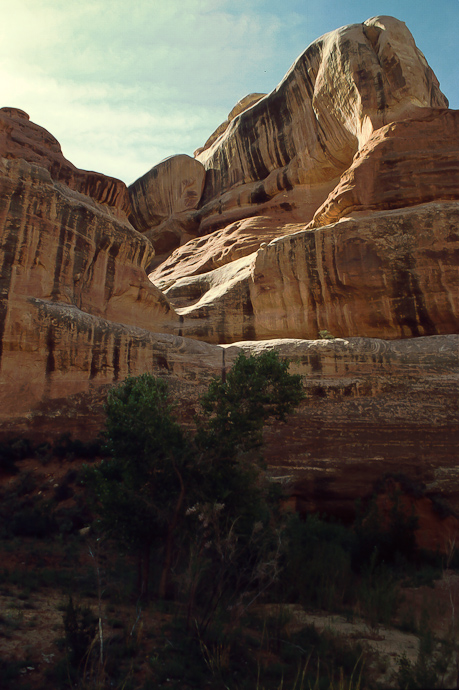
[1,454,459,690]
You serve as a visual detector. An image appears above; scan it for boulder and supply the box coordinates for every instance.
[308,108,459,228]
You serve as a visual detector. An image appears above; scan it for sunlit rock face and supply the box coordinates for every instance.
[0,16,458,531]
[0,107,131,216]
[308,108,459,229]
[145,16,448,274]
[163,201,459,344]
[196,16,447,200]
[0,111,181,430]
[147,16,457,347]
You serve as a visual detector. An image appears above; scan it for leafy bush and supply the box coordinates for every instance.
[86,351,304,607]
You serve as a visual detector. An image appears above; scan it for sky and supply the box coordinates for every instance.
[1,0,458,185]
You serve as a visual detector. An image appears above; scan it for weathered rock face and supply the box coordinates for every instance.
[0,110,182,431]
[194,92,266,158]
[0,297,225,439]
[0,156,176,330]
[308,108,459,229]
[0,107,131,216]
[238,336,459,524]
[163,201,459,343]
[128,154,206,261]
[151,216,306,290]
[0,16,458,534]
[132,16,448,255]
[193,15,447,232]
[250,201,459,341]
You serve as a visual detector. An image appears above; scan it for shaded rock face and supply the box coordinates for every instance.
[128,154,206,261]
[0,16,458,532]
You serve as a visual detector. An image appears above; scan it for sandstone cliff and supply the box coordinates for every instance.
[0,16,458,529]
[141,14,448,262]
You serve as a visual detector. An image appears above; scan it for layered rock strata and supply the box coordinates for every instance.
[163,202,459,343]
[2,330,457,537]
[0,15,458,535]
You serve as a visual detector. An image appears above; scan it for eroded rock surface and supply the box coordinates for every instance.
[164,202,459,343]
[128,154,206,261]
[0,107,130,216]
[308,108,459,229]
[0,16,458,532]
[133,15,448,260]
[194,15,447,232]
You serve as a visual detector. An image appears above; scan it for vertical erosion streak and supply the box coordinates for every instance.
[391,254,437,337]
[51,207,71,301]
[0,183,25,373]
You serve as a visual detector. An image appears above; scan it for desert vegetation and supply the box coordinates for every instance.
[0,352,458,689]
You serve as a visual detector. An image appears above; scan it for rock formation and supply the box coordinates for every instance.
[0,16,458,530]
[0,107,130,216]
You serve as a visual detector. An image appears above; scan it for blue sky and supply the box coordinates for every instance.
[2,0,458,185]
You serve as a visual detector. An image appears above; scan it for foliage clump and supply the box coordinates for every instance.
[86,351,304,607]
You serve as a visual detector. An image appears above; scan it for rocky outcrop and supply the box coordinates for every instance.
[132,16,448,255]
[163,201,459,343]
[194,92,266,157]
[0,107,130,217]
[0,156,177,331]
[240,335,459,525]
[308,108,459,229]
[2,320,458,527]
[0,298,224,440]
[0,112,182,432]
[250,201,459,341]
[0,16,458,532]
[128,154,206,261]
[150,216,305,290]
[193,16,447,234]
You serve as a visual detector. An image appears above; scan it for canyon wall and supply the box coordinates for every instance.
[0,16,458,529]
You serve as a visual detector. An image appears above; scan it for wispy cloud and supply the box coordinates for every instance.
[1,0,301,182]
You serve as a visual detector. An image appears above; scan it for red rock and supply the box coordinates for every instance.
[0,107,131,216]
[308,109,459,229]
